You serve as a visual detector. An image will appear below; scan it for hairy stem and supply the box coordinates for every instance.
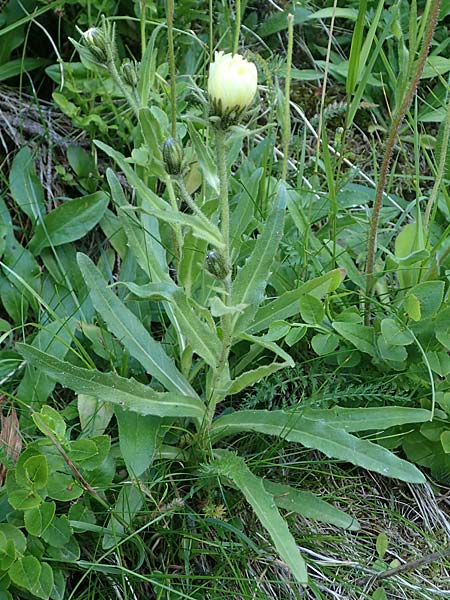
[364,0,440,322]
[204,127,233,433]
[165,175,183,261]
[281,14,294,181]
[167,0,177,138]
[233,0,241,54]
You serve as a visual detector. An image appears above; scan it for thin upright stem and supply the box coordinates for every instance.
[165,176,183,261]
[204,126,233,434]
[364,0,440,322]
[233,0,241,54]
[215,128,230,267]
[167,0,177,138]
[175,176,217,232]
[281,13,294,181]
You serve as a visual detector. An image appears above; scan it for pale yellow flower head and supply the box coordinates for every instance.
[208,51,258,117]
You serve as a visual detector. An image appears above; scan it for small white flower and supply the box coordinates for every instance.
[208,51,258,115]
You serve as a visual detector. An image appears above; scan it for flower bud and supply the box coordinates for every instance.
[121,59,139,87]
[206,250,229,280]
[162,138,183,176]
[208,51,257,119]
[82,27,109,64]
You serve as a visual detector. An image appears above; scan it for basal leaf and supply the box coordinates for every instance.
[211,410,425,483]
[262,480,359,531]
[77,253,196,397]
[211,452,308,584]
[17,343,206,419]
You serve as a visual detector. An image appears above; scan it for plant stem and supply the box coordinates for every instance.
[233,0,241,54]
[175,175,217,232]
[204,127,233,433]
[140,0,146,59]
[215,128,230,265]
[167,0,177,138]
[281,13,294,181]
[165,175,183,261]
[364,0,440,323]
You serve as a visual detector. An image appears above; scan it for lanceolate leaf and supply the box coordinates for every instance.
[29,192,109,255]
[211,410,425,483]
[77,253,196,397]
[249,269,345,334]
[232,181,287,333]
[301,407,431,431]
[9,147,45,223]
[17,344,206,419]
[210,452,308,584]
[262,481,360,531]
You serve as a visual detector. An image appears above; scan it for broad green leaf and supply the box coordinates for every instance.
[17,344,206,419]
[232,182,287,333]
[211,410,425,483]
[24,502,56,537]
[404,293,421,321]
[427,351,450,377]
[24,455,48,489]
[46,472,83,502]
[311,333,339,355]
[332,321,375,356]
[41,515,72,548]
[29,192,109,255]
[115,407,161,476]
[249,269,344,334]
[7,489,42,510]
[377,336,408,363]
[0,58,43,82]
[405,281,444,320]
[262,481,359,531]
[211,452,308,584]
[33,405,66,440]
[301,407,431,431]
[77,253,196,397]
[8,556,41,592]
[441,431,450,453]
[32,562,54,600]
[9,147,45,223]
[299,294,324,324]
[0,524,26,553]
[380,319,414,346]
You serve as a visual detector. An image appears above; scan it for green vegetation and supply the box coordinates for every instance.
[0,0,449,598]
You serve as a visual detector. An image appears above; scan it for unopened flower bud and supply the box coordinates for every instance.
[82,27,109,64]
[208,51,257,121]
[162,138,183,176]
[206,250,229,280]
[121,60,139,87]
